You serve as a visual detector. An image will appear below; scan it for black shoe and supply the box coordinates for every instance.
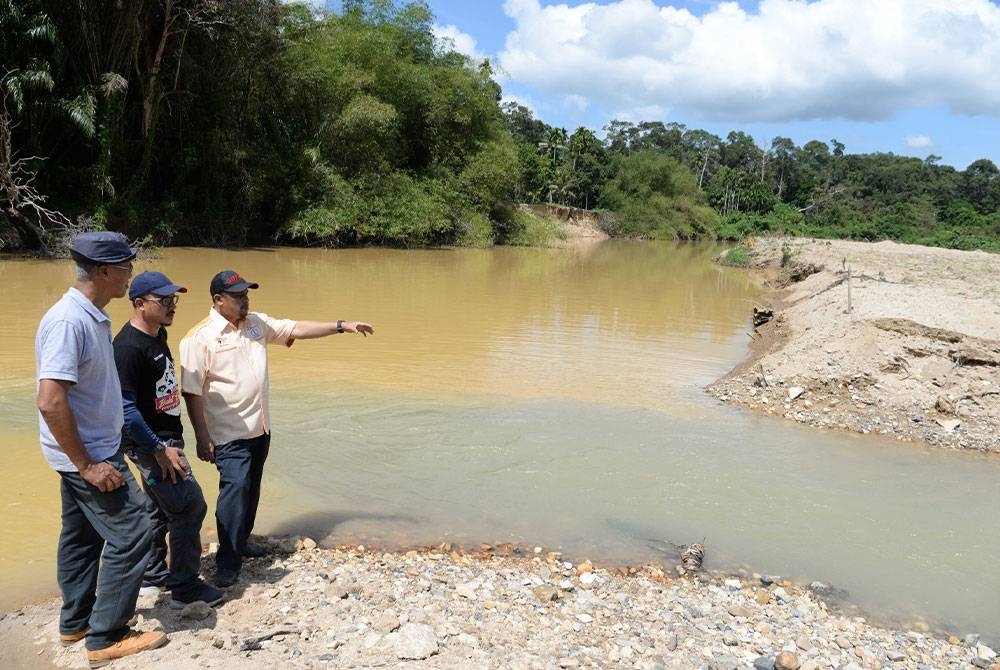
[170,581,224,609]
[242,544,269,558]
[214,569,239,588]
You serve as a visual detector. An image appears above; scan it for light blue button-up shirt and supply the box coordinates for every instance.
[35,287,124,472]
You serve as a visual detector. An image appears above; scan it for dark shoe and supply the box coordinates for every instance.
[242,543,269,558]
[86,630,167,668]
[170,581,224,609]
[214,569,239,588]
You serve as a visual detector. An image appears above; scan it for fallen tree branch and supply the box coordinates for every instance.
[239,627,300,652]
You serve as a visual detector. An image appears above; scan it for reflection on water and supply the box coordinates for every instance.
[1,242,998,641]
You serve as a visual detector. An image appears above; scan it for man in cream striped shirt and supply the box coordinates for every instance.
[180,270,373,587]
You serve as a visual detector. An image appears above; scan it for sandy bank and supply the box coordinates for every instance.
[2,538,997,670]
[709,237,1000,452]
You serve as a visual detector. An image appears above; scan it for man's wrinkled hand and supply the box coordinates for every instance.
[81,461,124,492]
[196,438,215,464]
[155,445,189,484]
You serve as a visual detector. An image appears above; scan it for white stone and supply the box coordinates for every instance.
[391,623,438,660]
[936,418,961,432]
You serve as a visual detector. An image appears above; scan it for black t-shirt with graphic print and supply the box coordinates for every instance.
[113,322,183,444]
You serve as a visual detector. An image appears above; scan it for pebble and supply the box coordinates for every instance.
[775,650,801,670]
[178,601,213,621]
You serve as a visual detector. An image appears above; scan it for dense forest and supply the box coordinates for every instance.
[2,0,999,253]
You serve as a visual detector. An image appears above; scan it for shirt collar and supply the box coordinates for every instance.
[208,307,240,334]
[66,287,111,324]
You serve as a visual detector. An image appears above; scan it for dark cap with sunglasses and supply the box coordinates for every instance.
[210,270,259,296]
[70,231,138,265]
[129,271,188,301]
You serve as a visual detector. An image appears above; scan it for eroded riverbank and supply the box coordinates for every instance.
[2,538,997,670]
[709,237,1000,452]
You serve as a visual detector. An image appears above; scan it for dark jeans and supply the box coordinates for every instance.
[214,433,270,573]
[127,449,208,595]
[57,449,151,651]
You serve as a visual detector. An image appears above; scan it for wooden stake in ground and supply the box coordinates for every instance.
[846,267,853,314]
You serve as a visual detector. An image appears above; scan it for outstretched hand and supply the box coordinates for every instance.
[345,321,375,337]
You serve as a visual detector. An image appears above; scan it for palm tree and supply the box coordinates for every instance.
[538,127,568,165]
[546,167,577,206]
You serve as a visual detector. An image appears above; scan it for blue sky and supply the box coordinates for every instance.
[318,0,1000,170]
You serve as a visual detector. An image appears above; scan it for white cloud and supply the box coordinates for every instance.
[433,24,487,63]
[499,0,1000,123]
[501,93,540,117]
[563,94,590,112]
[906,134,933,148]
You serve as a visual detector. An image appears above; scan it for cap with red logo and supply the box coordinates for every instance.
[209,270,259,296]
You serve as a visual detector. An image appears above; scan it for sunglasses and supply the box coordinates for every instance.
[139,295,180,307]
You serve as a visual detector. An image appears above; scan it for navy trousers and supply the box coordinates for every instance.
[214,433,270,573]
[128,449,208,594]
[57,449,151,650]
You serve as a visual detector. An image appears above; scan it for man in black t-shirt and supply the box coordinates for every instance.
[114,271,222,609]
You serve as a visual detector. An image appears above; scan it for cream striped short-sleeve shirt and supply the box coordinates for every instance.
[180,309,296,445]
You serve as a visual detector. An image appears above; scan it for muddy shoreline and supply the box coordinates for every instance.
[709,237,1000,453]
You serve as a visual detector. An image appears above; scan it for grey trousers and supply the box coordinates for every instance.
[128,449,208,595]
[57,449,151,650]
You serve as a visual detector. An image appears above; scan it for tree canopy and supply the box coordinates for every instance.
[2,0,998,252]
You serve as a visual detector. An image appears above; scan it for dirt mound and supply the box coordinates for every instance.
[709,237,1000,452]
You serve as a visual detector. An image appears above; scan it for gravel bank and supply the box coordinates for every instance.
[2,538,997,670]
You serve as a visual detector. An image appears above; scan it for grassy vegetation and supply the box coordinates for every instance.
[717,245,752,267]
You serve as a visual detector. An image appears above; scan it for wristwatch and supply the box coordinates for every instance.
[336,319,344,333]
[153,440,167,453]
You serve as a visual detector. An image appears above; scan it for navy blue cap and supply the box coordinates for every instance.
[210,270,259,295]
[69,231,138,264]
[129,271,188,300]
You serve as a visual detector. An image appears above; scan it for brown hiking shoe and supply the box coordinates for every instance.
[60,614,140,647]
[60,629,88,646]
[86,630,167,668]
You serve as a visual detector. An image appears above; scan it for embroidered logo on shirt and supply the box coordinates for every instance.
[247,325,261,338]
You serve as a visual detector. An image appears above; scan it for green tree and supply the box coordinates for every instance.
[961,159,1000,214]
[599,150,718,239]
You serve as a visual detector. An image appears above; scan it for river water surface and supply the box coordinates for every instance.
[1,242,998,639]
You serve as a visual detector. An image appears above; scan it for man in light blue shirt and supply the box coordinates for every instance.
[35,231,167,667]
